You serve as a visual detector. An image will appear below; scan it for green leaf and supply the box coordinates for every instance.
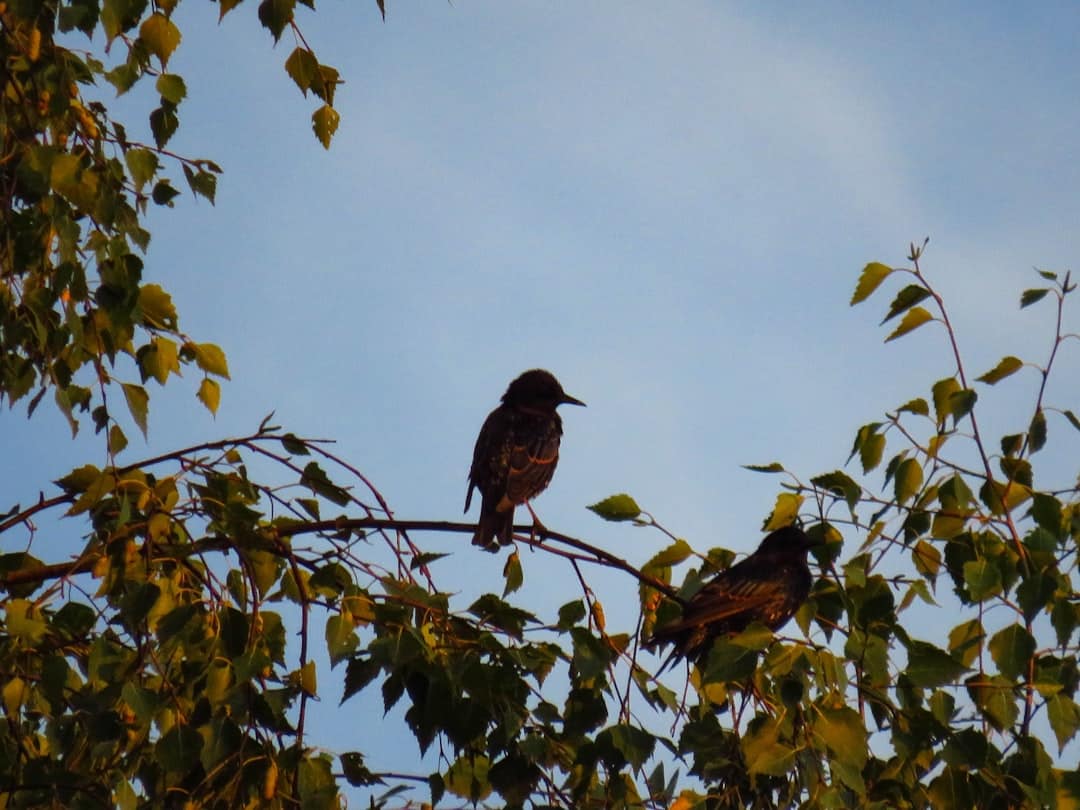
[860,431,885,473]
[884,306,933,342]
[102,0,148,42]
[122,382,149,437]
[1030,492,1063,535]
[340,752,381,787]
[604,724,656,771]
[197,378,220,415]
[124,148,159,191]
[742,462,785,473]
[151,178,179,206]
[111,424,130,453]
[1063,409,1080,433]
[813,705,868,769]
[702,636,762,683]
[258,0,295,40]
[948,388,977,421]
[931,377,961,424]
[741,717,795,776]
[894,458,923,504]
[905,640,969,687]
[182,164,217,204]
[312,104,340,149]
[764,492,802,531]
[976,355,1023,385]
[502,552,523,597]
[445,755,491,803]
[150,104,179,149]
[219,0,244,18]
[1029,408,1047,453]
[155,724,203,771]
[5,599,48,643]
[948,619,984,668]
[963,558,1002,601]
[881,283,932,324]
[285,47,320,95]
[557,600,586,630]
[928,766,974,810]
[644,539,692,569]
[155,73,187,104]
[190,342,231,379]
[897,397,929,417]
[811,470,860,512]
[1047,694,1080,752]
[1000,432,1024,457]
[912,539,941,580]
[138,284,177,329]
[139,13,182,67]
[586,493,641,522]
[966,673,1018,731]
[1020,288,1050,308]
[988,624,1035,681]
[850,261,893,305]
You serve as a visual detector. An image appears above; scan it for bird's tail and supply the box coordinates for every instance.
[472,507,515,552]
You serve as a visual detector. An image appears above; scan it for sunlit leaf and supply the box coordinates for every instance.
[850,261,893,305]
[885,306,933,342]
[312,104,340,149]
[122,382,149,437]
[587,493,641,522]
[976,356,1023,385]
[894,458,923,504]
[139,14,182,67]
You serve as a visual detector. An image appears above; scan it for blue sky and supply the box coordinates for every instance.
[7,1,1080,802]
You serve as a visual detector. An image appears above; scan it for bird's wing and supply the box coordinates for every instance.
[503,422,561,506]
[658,558,797,635]
[466,408,511,512]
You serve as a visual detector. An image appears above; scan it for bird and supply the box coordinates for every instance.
[643,525,816,672]
[465,369,585,551]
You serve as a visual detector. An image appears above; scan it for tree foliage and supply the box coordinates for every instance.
[3,4,1080,808]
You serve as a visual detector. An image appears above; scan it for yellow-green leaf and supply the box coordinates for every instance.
[894,458,923,504]
[587,493,641,522]
[137,286,176,331]
[198,378,221,415]
[885,306,934,342]
[765,492,803,530]
[312,104,340,149]
[851,261,893,305]
[976,356,1023,385]
[5,599,48,643]
[122,382,149,437]
[109,424,128,454]
[139,13,182,67]
[932,377,961,425]
[913,539,941,578]
[190,343,230,379]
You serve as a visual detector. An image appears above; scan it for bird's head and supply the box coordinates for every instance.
[502,369,586,410]
[755,525,818,557]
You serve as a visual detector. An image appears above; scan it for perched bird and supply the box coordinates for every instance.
[465,369,586,551]
[644,525,816,671]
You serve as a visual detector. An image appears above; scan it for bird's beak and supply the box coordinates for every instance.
[561,393,586,407]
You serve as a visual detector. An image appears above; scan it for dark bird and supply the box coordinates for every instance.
[644,525,816,671]
[465,369,586,551]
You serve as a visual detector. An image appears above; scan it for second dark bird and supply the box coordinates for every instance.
[644,525,816,672]
[465,369,586,551]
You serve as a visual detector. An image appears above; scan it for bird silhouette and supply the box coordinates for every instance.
[644,525,816,671]
[465,369,585,551]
